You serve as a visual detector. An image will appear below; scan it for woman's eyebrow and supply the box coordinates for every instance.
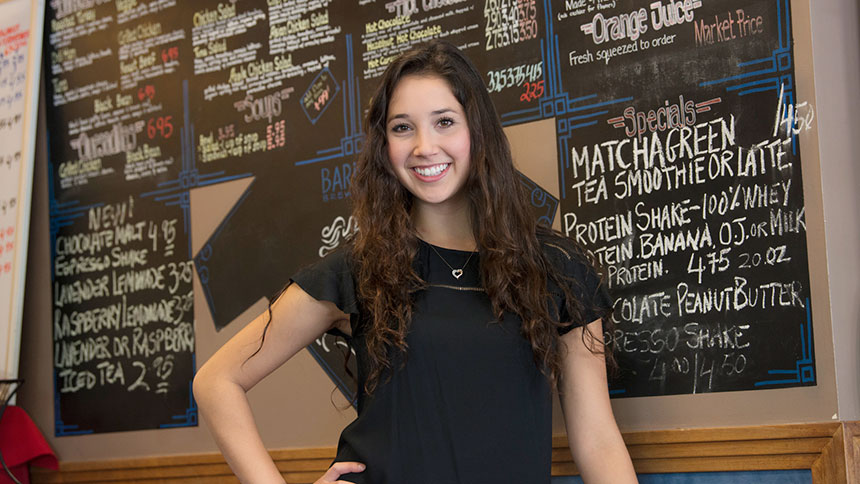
[387,108,457,124]
[387,113,410,123]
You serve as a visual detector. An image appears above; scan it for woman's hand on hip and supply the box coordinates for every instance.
[314,462,366,484]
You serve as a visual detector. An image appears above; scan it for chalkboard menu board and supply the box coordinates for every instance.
[43,0,816,431]
[45,0,197,434]
[553,0,815,396]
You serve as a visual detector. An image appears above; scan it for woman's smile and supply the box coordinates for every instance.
[411,162,451,179]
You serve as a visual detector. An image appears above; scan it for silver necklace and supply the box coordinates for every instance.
[426,242,476,279]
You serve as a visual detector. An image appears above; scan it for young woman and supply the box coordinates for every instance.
[193,40,638,484]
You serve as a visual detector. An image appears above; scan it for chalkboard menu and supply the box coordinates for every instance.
[45,0,197,434]
[43,0,816,432]
[554,0,815,396]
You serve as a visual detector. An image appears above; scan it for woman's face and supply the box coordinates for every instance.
[385,75,471,212]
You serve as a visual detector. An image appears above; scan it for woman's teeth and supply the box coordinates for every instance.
[413,164,449,177]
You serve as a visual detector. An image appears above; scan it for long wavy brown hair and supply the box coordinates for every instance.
[349,40,615,395]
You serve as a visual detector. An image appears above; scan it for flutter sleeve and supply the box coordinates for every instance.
[542,235,614,335]
[289,247,359,317]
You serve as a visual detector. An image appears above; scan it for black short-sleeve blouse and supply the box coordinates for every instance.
[290,234,611,484]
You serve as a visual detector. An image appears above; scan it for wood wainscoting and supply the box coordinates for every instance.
[31,422,858,484]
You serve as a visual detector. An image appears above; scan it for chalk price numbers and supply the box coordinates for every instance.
[59,354,181,395]
[487,61,544,102]
[267,120,285,150]
[147,115,174,139]
[137,84,156,101]
[161,46,179,64]
[484,0,539,51]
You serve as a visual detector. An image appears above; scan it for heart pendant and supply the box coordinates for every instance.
[452,269,464,279]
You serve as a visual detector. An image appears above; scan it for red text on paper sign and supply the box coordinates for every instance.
[0,226,13,273]
[0,24,28,56]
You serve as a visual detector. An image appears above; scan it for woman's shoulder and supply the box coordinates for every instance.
[290,242,359,316]
[320,242,355,265]
[303,241,356,273]
[535,227,613,323]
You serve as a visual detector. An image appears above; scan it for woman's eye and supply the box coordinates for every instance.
[390,123,410,133]
[437,117,454,128]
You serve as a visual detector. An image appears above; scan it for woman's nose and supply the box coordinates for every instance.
[412,128,439,157]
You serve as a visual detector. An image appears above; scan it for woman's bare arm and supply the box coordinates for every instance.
[192,283,350,483]
[558,319,638,484]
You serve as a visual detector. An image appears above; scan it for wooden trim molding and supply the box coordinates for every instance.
[31,422,857,483]
[810,422,860,484]
[555,422,841,476]
[847,422,860,483]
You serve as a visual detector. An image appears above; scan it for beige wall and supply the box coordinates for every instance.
[809,0,860,421]
[17,0,860,462]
